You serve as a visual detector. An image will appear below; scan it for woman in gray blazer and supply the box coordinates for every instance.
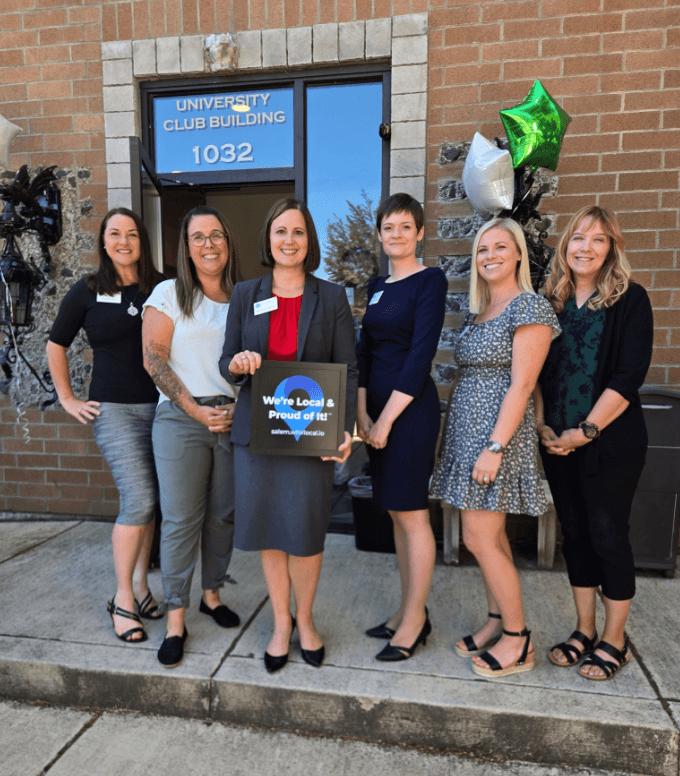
[220,198,358,673]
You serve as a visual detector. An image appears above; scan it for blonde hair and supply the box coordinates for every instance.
[544,205,630,313]
[469,218,534,314]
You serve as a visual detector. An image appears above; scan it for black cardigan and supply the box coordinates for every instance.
[540,282,654,474]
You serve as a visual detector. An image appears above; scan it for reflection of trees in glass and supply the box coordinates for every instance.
[323,192,380,304]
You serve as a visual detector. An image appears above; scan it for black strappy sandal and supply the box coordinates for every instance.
[455,612,502,657]
[107,597,148,643]
[136,591,163,620]
[548,630,598,668]
[578,639,630,681]
[472,627,535,678]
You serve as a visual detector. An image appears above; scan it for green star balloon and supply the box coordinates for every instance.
[499,80,571,171]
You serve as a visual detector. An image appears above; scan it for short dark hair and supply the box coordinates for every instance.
[259,198,321,273]
[89,207,161,296]
[175,205,240,317]
[375,193,424,233]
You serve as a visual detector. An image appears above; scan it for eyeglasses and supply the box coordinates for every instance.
[188,231,226,247]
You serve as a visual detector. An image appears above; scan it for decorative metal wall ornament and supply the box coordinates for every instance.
[0,164,62,408]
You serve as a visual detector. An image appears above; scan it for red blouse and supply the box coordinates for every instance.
[267,294,303,361]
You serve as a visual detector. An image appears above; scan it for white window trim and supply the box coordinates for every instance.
[101,13,428,210]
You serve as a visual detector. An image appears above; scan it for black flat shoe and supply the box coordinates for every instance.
[158,628,188,668]
[107,597,148,643]
[365,622,396,639]
[199,599,240,628]
[301,645,325,668]
[264,617,296,674]
[375,613,432,662]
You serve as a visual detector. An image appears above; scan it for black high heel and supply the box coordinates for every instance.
[365,621,396,640]
[264,616,296,674]
[375,611,432,662]
[107,597,148,643]
[301,645,325,668]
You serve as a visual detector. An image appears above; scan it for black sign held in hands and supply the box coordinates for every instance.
[250,361,347,457]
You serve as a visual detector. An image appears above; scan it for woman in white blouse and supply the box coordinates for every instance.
[142,206,240,668]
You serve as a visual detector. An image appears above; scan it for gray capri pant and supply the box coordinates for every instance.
[152,398,235,611]
[90,402,158,527]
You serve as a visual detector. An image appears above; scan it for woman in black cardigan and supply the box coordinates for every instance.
[534,205,653,681]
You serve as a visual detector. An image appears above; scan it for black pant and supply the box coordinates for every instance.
[540,446,644,601]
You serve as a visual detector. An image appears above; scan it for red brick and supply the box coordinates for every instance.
[626,90,680,111]
[0,13,22,29]
[641,366,666,385]
[1,50,24,66]
[44,440,89,454]
[48,500,91,514]
[604,0,663,8]
[564,13,623,35]
[0,29,38,48]
[117,2,133,39]
[505,18,562,40]
[429,7,481,28]
[73,77,102,96]
[535,75,601,96]
[626,8,680,31]
[27,80,71,99]
[429,84,479,107]
[59,455,103,470]
[70,43,101,61]
[0,83,27,101]
[619,171,678,192]
[627,250,676,268]
[669,28,680,49]
[617,211,676,230]
[41,97,89,116]
[133,0,149,39]
[543,0,600,14]
[623,231,657,250]
[564,54,623,76]
[0,65,40,84]
[22,8,66,27]
[84,21,101,41]
[666,150,680,168]
[602,71,661,92]
[482,0,539,22]
[444,24,500,46]
[650,348,680,365]
[648,290,672,308]
[599,192,661,211]
[320,0,334,23]
[88,502,120,517]
[654,309,680,327]
[16,453,60,468]
[603,30,664,52]
[0,484,18,496]
[627,50,680,72]
[554,155,600,175]
[29,115,73,134]
[549,194,602,216]
[301,0,317,26]
[166,0,181,35]
[355,0,371,20]
[659,230,680,248]
[622,129,680,150]
[601,111,661,133]
[19,484,61,498]
[39,25,84,45]
[3,439,43,453]
[337,0,352,23]
[41,62,87,80]
[662,191,680,209]
[483,40,539,62]
[541,35,601,57]
[89,471,116,487]
[61,485,103,500]
[480,79,538,103]
[102,2,117,41]
[671,331,680,347]
[563,93,622,115]
[5,468,45,483]
[7,498,47,512]
[431,45,479,67]
[559,174,618,195]
[45,133,90,151]
[57,424,94,440]
[69,6,100,23]
[653,328,670,347]
[45,469,89,485]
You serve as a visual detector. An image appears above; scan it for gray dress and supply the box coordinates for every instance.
[430,293,561,516]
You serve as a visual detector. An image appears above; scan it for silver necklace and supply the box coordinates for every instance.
[122,286,140,316]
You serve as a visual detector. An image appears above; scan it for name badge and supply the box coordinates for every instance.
[254,297,278,315]
[96,293,122,304]
[368,290,383,306]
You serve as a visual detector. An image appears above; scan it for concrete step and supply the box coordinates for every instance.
[0,521,678,776]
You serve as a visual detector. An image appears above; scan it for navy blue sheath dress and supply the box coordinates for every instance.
[357,267,447,511]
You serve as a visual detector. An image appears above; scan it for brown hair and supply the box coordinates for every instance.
[259,198,321,273]
[375,192,424,233]
[545,205,630,313]
[175,205,240,317]
[88,208,161,296]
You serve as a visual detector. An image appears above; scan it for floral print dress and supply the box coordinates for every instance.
[430,293,561,516]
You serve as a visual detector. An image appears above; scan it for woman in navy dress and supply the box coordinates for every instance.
[356,193,447,662]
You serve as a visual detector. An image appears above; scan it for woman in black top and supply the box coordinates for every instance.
[47,208,164,644]
[534,205,653,681]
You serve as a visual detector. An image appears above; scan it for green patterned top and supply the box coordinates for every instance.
[542,295,605,436]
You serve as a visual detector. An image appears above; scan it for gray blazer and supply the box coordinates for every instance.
[220,272,358,447]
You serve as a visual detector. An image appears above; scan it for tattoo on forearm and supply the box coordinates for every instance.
[144,341,194,409]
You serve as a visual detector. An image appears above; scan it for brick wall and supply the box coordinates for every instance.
[0,0,678,517]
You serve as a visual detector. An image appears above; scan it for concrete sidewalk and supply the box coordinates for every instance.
[0,519,678,776]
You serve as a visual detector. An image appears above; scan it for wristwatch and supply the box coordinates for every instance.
[486,440,504,454]
[578,421,600,439]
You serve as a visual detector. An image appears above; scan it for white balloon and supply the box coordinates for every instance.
[0,113,22,171]
[462,132,514,219]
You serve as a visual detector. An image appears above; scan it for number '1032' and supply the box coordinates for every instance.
[192,143,254,164]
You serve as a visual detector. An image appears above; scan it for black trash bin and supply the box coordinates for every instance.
[629,387,680,577]
[349,476,396,554]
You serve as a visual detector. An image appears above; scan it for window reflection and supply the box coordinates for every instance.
[306,82,383,306]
